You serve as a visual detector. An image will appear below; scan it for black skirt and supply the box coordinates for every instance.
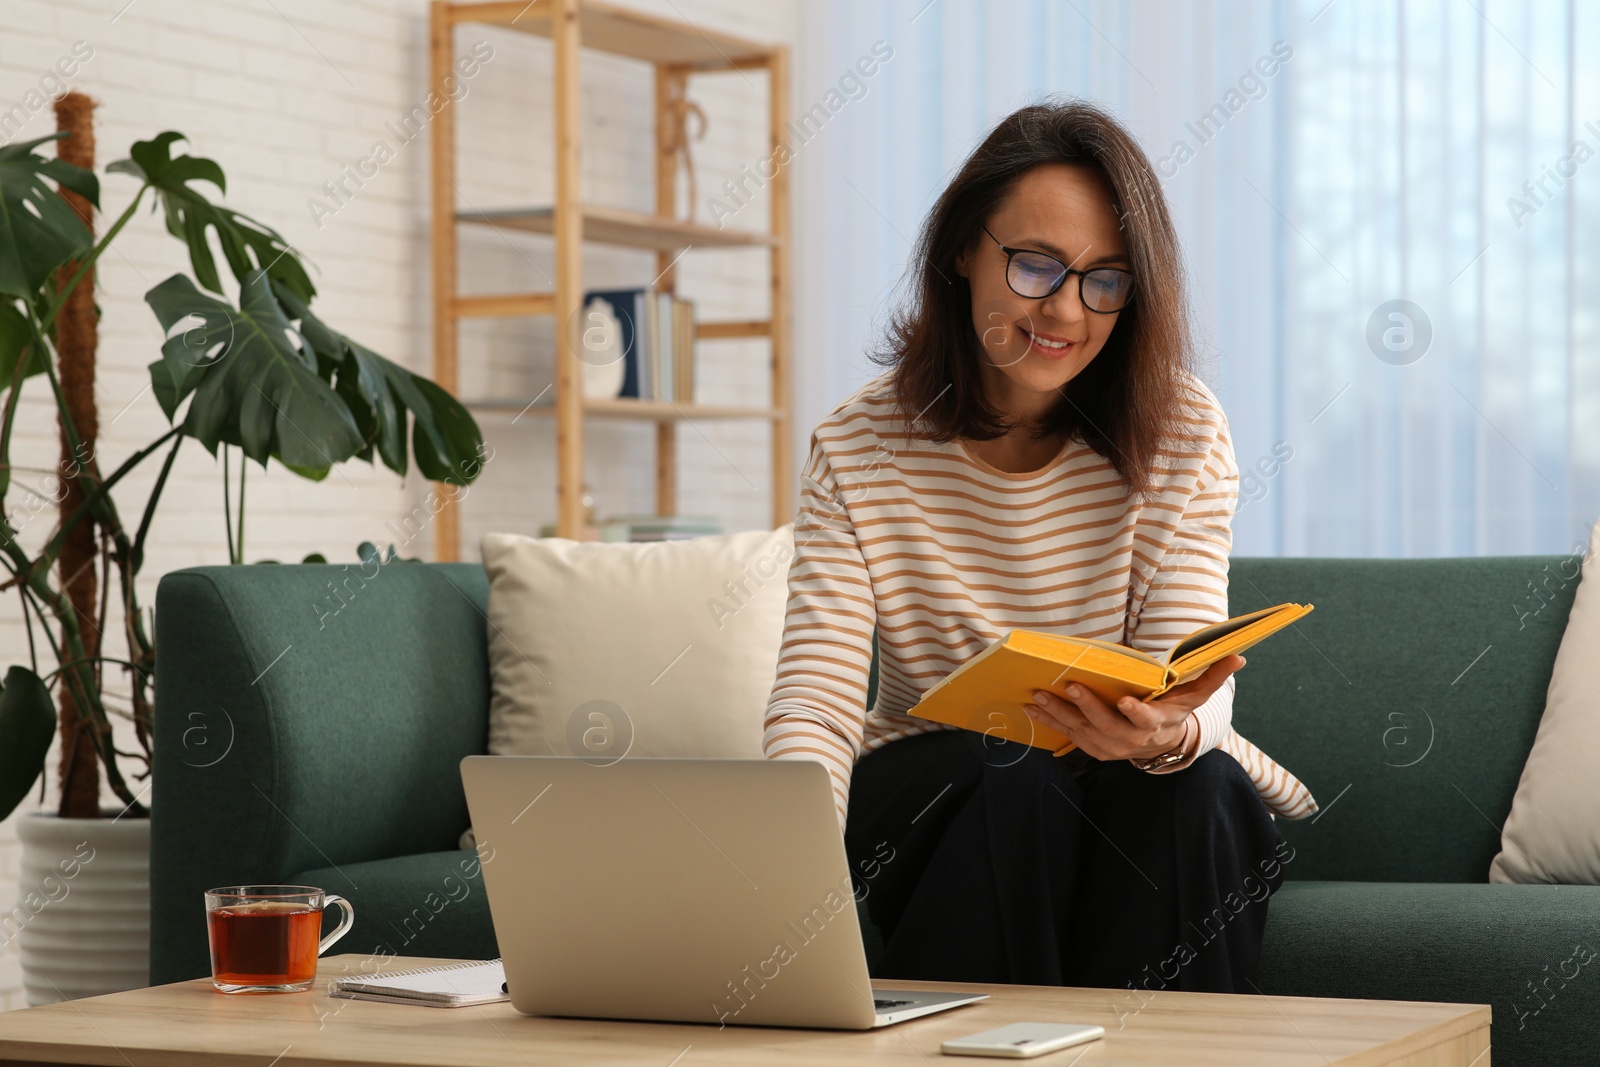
[844,729,1289,994]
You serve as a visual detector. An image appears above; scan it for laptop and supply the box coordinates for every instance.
[459,755,988,1029]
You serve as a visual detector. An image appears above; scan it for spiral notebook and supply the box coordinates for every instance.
[326,958,507,1008]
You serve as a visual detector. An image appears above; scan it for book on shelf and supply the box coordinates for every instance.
[581,287,696,403]
[906,602,1315,754]
[534,515,721,543]
[651,290,673,404]
[598,513,723,542]
[674,296,695,402]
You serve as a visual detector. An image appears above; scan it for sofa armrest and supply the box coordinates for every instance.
[1260,880,1600,1067]
[150,562,491,983]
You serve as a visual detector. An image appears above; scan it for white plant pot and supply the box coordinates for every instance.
[14,811,150,1005]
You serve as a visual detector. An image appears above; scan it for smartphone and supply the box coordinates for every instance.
[941,1022,1105,1058]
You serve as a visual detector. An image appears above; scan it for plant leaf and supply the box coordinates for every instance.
[0,301,47,502]
[274,282,485,484]
[0,133,99,300]
[407,376,486,485]
[279,459,331,481]
[143,271,363,472]
[147,357,181,421]
[0,300,45,388]
[110,132,315,303]
[0,665,56,822]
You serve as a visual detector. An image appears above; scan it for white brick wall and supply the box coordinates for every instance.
[0,0,799,1010]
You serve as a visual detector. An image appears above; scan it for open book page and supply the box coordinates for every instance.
[1166,606,1286,663]
[1162,603,1314,686]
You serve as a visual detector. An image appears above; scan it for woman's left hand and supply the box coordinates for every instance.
[1022,654,1245,762]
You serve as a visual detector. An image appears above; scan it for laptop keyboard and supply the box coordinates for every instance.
[874,998,915,1010]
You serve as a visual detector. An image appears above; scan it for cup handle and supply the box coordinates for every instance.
[319,894,355,955]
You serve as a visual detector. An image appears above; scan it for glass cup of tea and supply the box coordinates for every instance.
[204,885,355,993]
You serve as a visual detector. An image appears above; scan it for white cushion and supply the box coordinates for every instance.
[480,524,794,766]
[460,524,795,850]
[1491,522,1600,884]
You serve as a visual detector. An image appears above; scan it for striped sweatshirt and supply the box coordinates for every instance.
[763,371,1318,832]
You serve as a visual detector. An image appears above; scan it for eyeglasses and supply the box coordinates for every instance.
[981,225,1135,313]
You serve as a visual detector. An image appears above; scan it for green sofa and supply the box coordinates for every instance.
[151,555,1596,1065]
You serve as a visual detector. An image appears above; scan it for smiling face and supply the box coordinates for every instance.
[955,162,1131,414]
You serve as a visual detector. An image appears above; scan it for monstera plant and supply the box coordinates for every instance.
[0,129,483,825]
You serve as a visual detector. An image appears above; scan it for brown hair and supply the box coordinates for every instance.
[869,97,1194,499]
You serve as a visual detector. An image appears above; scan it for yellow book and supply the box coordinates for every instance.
[906,602,1314,753]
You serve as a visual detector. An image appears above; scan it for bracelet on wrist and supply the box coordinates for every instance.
[1130,723,1192,772]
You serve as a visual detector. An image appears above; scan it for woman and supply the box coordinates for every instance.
[763,99,1316,995]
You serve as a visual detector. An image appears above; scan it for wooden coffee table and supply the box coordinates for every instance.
[0,954,1488,1066]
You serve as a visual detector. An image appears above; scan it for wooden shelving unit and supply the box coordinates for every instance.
[428,0,792,557]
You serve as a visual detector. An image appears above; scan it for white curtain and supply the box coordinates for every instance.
[794,0,1599,556]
